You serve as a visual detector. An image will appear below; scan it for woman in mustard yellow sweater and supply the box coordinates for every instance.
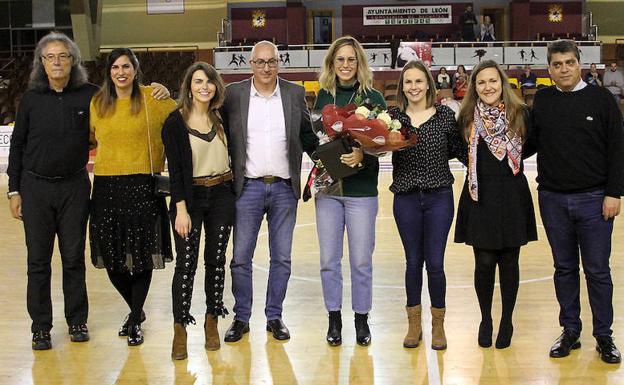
[89,48,176,346]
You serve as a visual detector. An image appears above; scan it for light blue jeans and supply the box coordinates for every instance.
[231,179,298,322]
[315,194,378,314]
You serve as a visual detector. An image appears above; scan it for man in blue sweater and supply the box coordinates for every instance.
[529,40,624,364]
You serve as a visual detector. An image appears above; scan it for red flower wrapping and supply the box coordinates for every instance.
[320,104,416,153]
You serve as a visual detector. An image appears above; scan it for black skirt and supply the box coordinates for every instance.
[454,142,537,250]
[90,174,173,274]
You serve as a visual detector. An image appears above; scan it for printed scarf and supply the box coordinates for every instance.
[468,101,522,201]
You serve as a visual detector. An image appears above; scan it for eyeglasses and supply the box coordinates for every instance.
[42,53,72,63]
[251,59,279,68]
[335,57,357,66]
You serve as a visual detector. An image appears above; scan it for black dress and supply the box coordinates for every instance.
[454,140,537,250]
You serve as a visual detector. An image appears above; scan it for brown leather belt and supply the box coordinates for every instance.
[247,175,291,185]
[193,171,233,187]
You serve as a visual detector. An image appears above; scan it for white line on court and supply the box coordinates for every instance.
[251,218,557,289]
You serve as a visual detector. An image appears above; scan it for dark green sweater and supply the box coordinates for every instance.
[313,82,386,197]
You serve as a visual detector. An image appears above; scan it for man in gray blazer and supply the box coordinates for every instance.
[221,41,317,342]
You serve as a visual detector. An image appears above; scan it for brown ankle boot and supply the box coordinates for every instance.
[431,307,447,350]
[404,305,422,348]
[205,315,220,351]
[172,323,188,360]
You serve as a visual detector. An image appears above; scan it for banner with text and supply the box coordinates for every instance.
[363,5,452,25]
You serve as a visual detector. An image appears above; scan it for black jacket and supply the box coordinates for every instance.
[8,83,99,192]
[161,109,231,212]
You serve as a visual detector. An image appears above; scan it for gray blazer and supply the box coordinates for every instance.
[221,77,317,199]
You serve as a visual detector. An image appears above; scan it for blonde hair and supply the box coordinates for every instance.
[458,60,527,141]
[396,60,437,111]
[318,36,372,96]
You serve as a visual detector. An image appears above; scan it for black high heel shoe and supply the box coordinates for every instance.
[127,322,144,346]
[495,320,514,349]
[118,311,146,337]
[478,319,493,348]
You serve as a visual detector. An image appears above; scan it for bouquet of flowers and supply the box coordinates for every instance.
[318,101,416,154]
[303,97,416,201]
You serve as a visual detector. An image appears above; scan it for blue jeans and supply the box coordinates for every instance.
[315,194,378,314]
[538,189,614,336]
[393,187,454,308]
[231,179,297,322]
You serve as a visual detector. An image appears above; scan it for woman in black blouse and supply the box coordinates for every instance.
[454,60,536,349]
[162,62,235,359]
[390,60,465,350]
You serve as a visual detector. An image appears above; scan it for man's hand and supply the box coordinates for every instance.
[603,196,621,221]
[150,82,170,100]
[9,195,22,220]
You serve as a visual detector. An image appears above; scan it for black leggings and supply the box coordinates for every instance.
[107,269,153,324]
[473,247,520,324]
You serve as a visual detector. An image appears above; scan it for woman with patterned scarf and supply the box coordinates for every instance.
[454,60,537,349]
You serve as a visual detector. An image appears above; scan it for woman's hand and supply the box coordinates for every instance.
[341,147,364,168]
[175,201,191,238]
[150,82,170,100]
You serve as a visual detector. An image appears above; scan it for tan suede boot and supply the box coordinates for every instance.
[404,305,423,348]
[431,307,447,350]
[172,323,188,360]
[205,315,220,351]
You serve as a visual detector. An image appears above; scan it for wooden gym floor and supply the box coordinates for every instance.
[0,171,622,385]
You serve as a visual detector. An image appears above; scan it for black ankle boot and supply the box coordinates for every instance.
[354,313,371,346]
[495,320,514,349]
[326,311,342,346]
[478,319,493,348]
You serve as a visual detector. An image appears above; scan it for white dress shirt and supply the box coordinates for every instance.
[556,79,587,93]
[245,80,290,179]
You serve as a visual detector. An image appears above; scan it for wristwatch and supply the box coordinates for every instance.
[7,191,20,199]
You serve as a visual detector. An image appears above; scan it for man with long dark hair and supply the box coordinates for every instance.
[7,31,96,350]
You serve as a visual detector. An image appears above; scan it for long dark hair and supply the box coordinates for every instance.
[93,48,142,117]
[177,62,226,143]
[458,60,526,141]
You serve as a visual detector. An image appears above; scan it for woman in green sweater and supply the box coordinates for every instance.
[314,36,385,347]
[89,48,176,346]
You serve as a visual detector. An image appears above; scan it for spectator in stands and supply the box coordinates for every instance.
[453,64,467,83]
[390,60,466,351]
[89,48,176,347]
[455,60,536,350]
[520,65,537,89]
[436,67,452,89]
[314,36,385,347]
[162,62,233,359]
[602,62,624,103]
[528,39,623,364]
[220,41,317,343]
[454,74,468,100]
[585,63,603,87]
[480,15,495,42]
[459,5,478,41]
[389,35,400,69]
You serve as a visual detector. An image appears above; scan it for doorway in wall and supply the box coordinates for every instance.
[481,7,507,41]
[309,10,334,44]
